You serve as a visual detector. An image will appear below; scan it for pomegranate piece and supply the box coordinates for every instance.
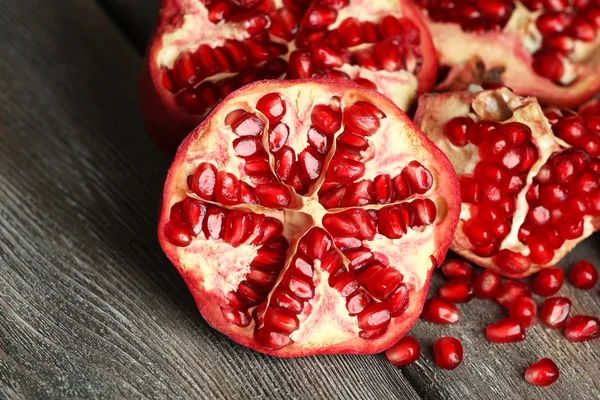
[415,87,600,277]
[568,260,598,289]
[433,336,463,370]
[438,279,474,303]
[440,258,476,281]
[140,0,438,154]
[525,358,559,386]
[385,336,421,366]
[158,80,460,356]
[540,297,572,328]
[486,318,526,343]
[508,297,537,328]
[495,280,531,309]
[564,315,600,342]
[533,267,564,296]
[473,270,502,299]
[415,0,600,108]
[421,297,460,324]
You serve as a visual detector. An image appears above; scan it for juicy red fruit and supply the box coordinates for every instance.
[486,318,526,343]
[564,315,600,342]
[433,336,463,370]
[508,297,537,328]
[158,80,460,356]
[440,258,476,280]
[422,297,461,324]
[386,336,421,366]
[533,267,564,296]
[473,270,502,299]
[438,279,474,303]
[495,280,531,308]
[525,358,559,386]
[568,260,598,289]
[540,297,572,328]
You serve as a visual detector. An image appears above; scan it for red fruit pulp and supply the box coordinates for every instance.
[386,336,421,366]
[508,297,537,328]
[473,269,502,298]
[433,336,463,370]
[568,260,599,289]
[525,358,559,386]
[440,257,476,280]
[495,279,531,308]
[533,267,564,296]
[438,279,475,303]
[422,297,461,324]
[540,297,572,328]
[158,80,460,356]
[486,318,526,343]
[564,315,600,342]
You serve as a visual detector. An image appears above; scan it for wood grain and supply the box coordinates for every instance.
[0,0,598,398]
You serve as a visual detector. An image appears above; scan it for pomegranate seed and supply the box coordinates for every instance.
[471,270,500,298]
[439,279,474,303]
[495,279,531,308]
[509,297,537,328]
[444,116,472,146]
[467,121,500,145]
[302,6,337,29]
[479,131,509,161]
[494,250,531,276]
[231,113,265,137]
[441,258,476,281]
[568,260,598,289]
[525,358,559,386]
[388,284,409,316]
[357,303,391,331]
[567,16,597,42]
[536,11,571,36]
[421,297,460,324]
[311,104,341,135]
[433,337,463,370]
[256,93,286,124]
[486,318,526,343]
[256,328,293,350]
[344,102,382,135]
[459,176,481,203]
[533,267,564,296]
[346,290,372,316]
[528,239,555,265]
[402,161,433,194]
[532,52,564,83]
[386,336,420,366]
[564,315,600,342]
[164,221,192,247]
[540,297,572,328]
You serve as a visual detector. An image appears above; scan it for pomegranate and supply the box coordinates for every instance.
[386,336,421,366]
[473,269,502,298]
[533,266,564,296]
[568,260,598,289]
[440,257,477,280]
[508,296,537,327]
[564,315,600,342]
[140,0,438,154]
[438,279,475,303]
[540,296,572,328]
[495,279,531,308]
[421,297,461,324]
[485,318,526,343]
[433,336,463,370]
[415,0,600,108]
[157,80,460,356]
[525,358,559,386]
[415,87,600,278]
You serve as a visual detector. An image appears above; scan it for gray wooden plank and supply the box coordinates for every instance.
[0,1,420,399]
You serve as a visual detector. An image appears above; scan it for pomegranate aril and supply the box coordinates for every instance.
[479,131,509,161]
[532,52,564,83]
[402,161,433,194]
[344,102,382,135]
[433,337,463,370]
[463,219,494,247]
[467,121,500,145]
[182,197,206,235]
[439,280,474,303]
[444,116,472,146]
[495,279,531,308]
[220,305,250,327]
[508,297,537,328]
[525,358,560,386]
[288,50,313,78]
[378,206,407,239]
[231,113,265,137]
[460,176,481,203]
[311,104,341,135]
[486,318,526,343]
[386,336,420,367]
[272,290,303,314]
[536,11,571,36]
[392,174,411,200]
[388,284,409,316]
[223,211,252,247]
[299,228,332,260]
[410,198,437,226]
[568,260,598,289]
[308,128,331,154]
[533,267,564,296]
[564,315,600,342]
[302,5,337,29]
[256,93,286,124]
[441,258,476,281]
[215,171,241,205]
[255,183,292,208]
[256,328,293,350]
[237,281,264,306]
[263,308,300,334]
[203,206,227,240]
[286,274,314,300]
[357,303,391,331]
[422,297,460,324]
[328,155,365,183]
[494,249,532,275]
[338,17,362,47]
[373,174,393,204]
[247,267,278,287]
[346,290,372,316]
[567,16,596,42]
[367,267,403,300]
[540,297,571,328]
[164,221,192,247]
[329,272,359,297]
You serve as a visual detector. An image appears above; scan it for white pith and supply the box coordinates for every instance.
[164,82,450,346]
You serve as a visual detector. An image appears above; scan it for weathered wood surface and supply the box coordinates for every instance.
[0,0,598,398]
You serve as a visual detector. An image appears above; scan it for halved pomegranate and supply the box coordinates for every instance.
[140,0,438,154]
[158,80,460,356]
[416,0,600,108]
[415,87,600,277]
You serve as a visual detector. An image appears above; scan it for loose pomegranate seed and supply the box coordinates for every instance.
[440,258,476,281]
[495,279,531,308]
[444,116,472,146]
[568,260,598,289]
[421,297,460,324]
[486,318,526,343]
[386,336,421,366]
[433,337,463,370]
[473,270,502,299]
[533,267,564,296]
[540,297,572,328]
[509,297,537,328]
[564,315,600,342]
[438,280,474,303]
[525,358,559,386]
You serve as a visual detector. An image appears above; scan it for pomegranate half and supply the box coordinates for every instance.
[414,87,600,278]
[415,0,600,108]
[158,80,460,356]
[140,0,437,154]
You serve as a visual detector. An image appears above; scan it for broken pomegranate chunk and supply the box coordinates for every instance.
[158,80,460,356]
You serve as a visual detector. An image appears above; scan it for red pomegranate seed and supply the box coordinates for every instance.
[256,93,286,124]
[564,315,600,342]
[486,318,526,343]
[421,297,460,324]
[532,52,564,83]
[386,336,421,366]
[439,280,474,303]
[509,297,537,328]
[533,267,564,296]
[440,258,476,281]
[540,297,572,328]
[568,260,598,289]
[433,337,463,370]
[444,116,472,146]
[357,303,391,331]
[344,102,382,135]
[495,279,531,308]
[459,176,481,203]
[164,221,192,247]
[525,358,559,386]
[494,249,532,275]
[473,270,502,299]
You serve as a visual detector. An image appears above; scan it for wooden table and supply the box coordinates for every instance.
[1,1,599,398]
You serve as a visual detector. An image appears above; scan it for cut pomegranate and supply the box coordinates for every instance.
[158,80,460,356]
[568,260,598,289]
[508,297,537,328]
[495,279,531,308]
[440,257,476,280]
[473,269,502,298]
[433,336,463,370]
[415,87,600,278]
[438,279,474,303]
[533,267,564,296]
[385,336,421,366]
[486,318,526,343]
[421,297,461,324]
[564,315,600,342]
[540,297,572,328]
[525,358,559,386]
[416,0,600,108]
[140,0,438,154]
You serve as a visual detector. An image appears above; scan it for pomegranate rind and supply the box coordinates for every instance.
[158,79,460,356]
